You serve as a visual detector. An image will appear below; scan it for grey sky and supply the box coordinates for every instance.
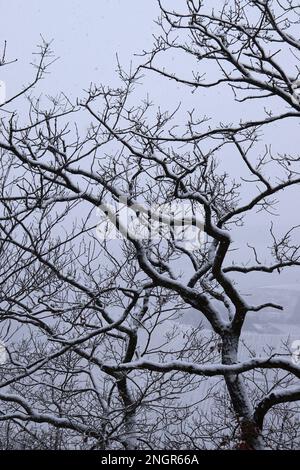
[1,0,299,298]
[1,0,160,98]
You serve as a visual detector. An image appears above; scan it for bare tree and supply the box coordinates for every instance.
[1,0,300,450]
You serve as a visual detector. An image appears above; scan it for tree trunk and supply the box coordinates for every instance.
[117,377,137,450]
[222,333,264,450]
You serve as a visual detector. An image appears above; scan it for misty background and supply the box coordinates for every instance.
[1,0,299,333]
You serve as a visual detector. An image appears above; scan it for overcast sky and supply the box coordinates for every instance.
[1,0,161,97]
[1,0,299,301]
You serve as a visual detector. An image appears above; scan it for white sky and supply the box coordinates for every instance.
[1,0,300,295]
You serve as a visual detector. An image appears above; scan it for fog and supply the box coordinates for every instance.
[1,0,299,330]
